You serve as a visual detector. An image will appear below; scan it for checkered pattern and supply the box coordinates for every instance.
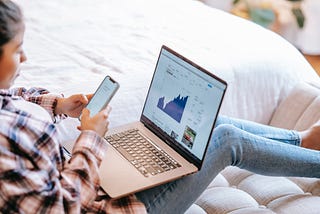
[0,88,146,213]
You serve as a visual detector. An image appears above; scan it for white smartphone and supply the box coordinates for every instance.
[83,75,120,118]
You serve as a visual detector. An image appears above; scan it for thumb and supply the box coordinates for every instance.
[79,94,89,104]
[82,108,90,118]
[86,93,94,100]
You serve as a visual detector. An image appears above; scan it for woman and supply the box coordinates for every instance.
[0,0,319,213]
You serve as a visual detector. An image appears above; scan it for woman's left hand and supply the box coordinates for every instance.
[55,94,93,118]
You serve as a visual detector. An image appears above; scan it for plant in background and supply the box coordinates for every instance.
[289,0,305,28]
[231,0,305,30]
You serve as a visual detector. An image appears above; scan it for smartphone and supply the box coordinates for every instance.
[83,75,119,118]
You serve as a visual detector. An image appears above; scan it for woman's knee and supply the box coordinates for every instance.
[214,124,239,138]
[211,124,241,149]
[215,115,229,127]
[210,124,244,166]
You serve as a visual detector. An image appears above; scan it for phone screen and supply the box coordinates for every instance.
[86,76,119,117]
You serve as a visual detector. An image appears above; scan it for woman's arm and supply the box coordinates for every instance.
[11,87,67,122]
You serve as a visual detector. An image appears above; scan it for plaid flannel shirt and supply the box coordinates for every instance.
[0,87,146,214]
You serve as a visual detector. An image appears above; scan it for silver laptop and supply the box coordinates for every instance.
[99,45,227,198]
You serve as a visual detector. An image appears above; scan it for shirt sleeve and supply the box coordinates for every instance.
[11,87,67,122]
[60,130,147,213]
[69,131,147,213]
[61,130,108,210]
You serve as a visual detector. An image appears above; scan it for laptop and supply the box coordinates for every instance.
[98,45,227,198]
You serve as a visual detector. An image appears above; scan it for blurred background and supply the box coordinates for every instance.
[199,0,320,74]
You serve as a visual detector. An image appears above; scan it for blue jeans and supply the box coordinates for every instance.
[135,115,320,214]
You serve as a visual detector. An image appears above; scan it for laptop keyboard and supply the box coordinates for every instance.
[105,129,181,177]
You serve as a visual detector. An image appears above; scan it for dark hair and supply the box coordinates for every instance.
[0,0,23,55]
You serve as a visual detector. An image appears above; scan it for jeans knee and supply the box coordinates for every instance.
[212,124,244,166]
[214,124,239,138]
[212,124,240,149]
[215,115,228,127]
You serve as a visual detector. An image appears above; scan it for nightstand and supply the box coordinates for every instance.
[304,54,320,76]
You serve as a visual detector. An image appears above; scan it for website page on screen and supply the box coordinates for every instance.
[143,49,225,160]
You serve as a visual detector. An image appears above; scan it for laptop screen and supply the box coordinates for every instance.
[141,46,227,169]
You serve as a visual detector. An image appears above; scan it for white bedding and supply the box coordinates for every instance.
[15,0,319,140]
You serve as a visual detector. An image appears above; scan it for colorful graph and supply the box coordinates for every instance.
[157,94,188,123]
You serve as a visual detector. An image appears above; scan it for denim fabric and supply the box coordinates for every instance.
[136,115,320,214]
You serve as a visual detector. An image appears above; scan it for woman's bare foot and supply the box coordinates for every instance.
[300,122,320,150]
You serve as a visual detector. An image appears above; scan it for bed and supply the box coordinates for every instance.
[15,0,320,213]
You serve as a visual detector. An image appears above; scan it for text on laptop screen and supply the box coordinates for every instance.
[142,48,226,161]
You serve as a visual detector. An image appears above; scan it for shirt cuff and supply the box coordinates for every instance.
[72,130,108,162]
[52,97,68,123]
[40,94,67,123]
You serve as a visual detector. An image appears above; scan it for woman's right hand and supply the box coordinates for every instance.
[78,106,111,137]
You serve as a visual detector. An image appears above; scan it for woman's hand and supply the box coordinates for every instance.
[78,106,111,137]
[55,94,93,118]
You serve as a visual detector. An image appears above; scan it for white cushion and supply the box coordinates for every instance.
[190,83,320,213]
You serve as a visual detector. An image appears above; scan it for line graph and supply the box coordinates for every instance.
[157,94,188,123]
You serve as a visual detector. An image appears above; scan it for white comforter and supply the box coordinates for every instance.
[15,0,318,140]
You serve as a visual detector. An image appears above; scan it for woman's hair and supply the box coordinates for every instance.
[0,0,23,55]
